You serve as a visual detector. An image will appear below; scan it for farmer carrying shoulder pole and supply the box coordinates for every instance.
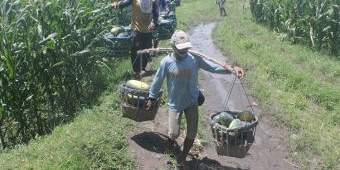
[111,0,159,79]
[146,30,244,167]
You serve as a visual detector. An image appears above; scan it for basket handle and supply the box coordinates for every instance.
[222,75,256,116]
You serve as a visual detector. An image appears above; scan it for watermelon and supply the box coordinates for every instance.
[126,80,150,91]
[236,111,255,122]
[218,111,234,127]
[228,119,242,129]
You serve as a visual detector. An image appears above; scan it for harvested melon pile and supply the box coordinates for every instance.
[210,111,256,144]
[103,25,132,56]
[212,111,255,129]
[126,80,150,91]
[210,110,258,158]
[124,80,150,108]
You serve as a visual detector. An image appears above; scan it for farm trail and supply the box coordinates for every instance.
[126,22,299,170]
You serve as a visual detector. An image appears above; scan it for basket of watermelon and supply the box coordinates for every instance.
[210,110,258,158]
[119,80,162,122]
[156,11,176,40]
[103,26,132,56]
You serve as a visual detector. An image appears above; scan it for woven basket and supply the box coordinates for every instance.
[119,83,162,122]
[210,110,258,158]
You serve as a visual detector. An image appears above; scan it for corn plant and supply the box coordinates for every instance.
[249,0,340,56]
[0,0,129,149]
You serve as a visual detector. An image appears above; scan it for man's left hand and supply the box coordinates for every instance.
[233,66,245,79]
[223,63,245,79]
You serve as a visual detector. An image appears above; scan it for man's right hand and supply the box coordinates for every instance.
[146,98,156,110]
[111,2,119,9]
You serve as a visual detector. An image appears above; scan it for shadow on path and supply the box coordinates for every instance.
[131,132,249,170]
[130,131,169,154]
[184,156,249,170]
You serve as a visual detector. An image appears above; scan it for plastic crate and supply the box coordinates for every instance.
[174,0,180,6]
[103,31,132,56]
[157,19,176,40]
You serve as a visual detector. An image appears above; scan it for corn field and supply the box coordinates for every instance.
[250,0,340,56]
[0,0,130,149]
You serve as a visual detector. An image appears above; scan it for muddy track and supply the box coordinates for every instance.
[126,22,299,170]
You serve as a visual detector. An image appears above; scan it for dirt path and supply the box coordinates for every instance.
[126,22,299,170]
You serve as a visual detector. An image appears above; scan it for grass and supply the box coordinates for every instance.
[0,58,137,169]
[0,95,136,169]
[213,0,340,169]
[0,0,218,169]
[1,0,340,169]
[174,0,222,30]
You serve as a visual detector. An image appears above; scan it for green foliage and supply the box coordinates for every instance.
[249,0,340,56]
[0,0,216,169]
[2,0,339,169]
[0,0,129,148]
[0,92,136,169]
[214,0,340,168]
[174,0,221,30]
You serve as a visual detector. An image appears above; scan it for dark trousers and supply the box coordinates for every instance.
[131,31,153,73]
[220,7,226,16]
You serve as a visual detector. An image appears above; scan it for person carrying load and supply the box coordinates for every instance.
[146,30,244,167]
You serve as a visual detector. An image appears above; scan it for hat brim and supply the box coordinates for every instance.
[175,42,192,50]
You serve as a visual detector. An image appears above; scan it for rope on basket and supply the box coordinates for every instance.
[222,75,256,115]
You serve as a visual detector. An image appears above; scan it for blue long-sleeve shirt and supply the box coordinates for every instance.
[149,52,232,112]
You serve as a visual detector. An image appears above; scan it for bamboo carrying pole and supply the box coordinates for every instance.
[137,47,227,67]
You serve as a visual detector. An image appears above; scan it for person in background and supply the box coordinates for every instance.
[112,0,159,78]
[158,0,169,13]
[216,0,226,16]
[146,30,244,167]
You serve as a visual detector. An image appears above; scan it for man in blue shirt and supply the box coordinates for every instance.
[147,30,244,165]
